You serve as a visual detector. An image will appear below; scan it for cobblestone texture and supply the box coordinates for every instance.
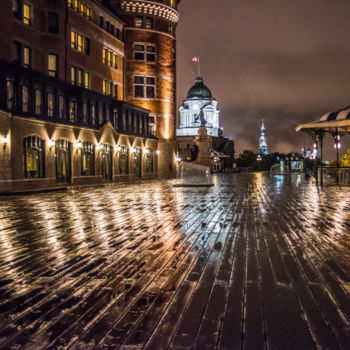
[0,173,349,349]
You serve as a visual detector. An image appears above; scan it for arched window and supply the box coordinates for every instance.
[119,146,129,175]
[81,141,95,176]
[55,139,71,183]
[23,136,45,178]
[102,144,113,180]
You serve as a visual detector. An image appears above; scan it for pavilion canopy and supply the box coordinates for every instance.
[296,105,350,134]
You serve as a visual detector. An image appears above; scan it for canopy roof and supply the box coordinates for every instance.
[296,105,350,134]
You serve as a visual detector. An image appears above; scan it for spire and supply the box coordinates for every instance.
[258,119,269,155]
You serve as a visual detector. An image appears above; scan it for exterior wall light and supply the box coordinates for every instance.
[98,143,104,151]
[175,156,181,162]
[144,148,149,154]
[156,149,160,155]
[116,145,121,152]
[131,147,136,153]
[2,136,9,149]
[76,141,82,149]
[48,139,55,150]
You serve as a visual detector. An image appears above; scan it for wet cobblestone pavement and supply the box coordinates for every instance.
[0,173,350,350]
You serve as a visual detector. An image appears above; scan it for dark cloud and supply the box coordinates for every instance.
[176,0,350,158]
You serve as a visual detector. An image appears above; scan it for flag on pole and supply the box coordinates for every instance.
[192,57,199,62]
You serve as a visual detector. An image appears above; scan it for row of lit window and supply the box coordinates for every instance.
[134,76,155,99]
[71,67,90,89]
[67,0,92,20]
[71,30,90,55]
[134,15,174,35]
[102,49,118,69]
[102,80,118,98]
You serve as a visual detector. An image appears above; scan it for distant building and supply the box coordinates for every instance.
[177,77,220,137]
[176,76,234,172]
[258,119,269,155]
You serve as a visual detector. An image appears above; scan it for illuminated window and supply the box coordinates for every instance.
[73,0,79,12]
[145,18,153,29]
[135,16,143,28]
[103,80,107,95]
[71,66,76,84]
[86,7,91,19]
[71,30,77,49]
[67,0,72,7]
[84,72,90,89]
[48,54,58,77]
[107,51,112,66]
[47,92,54,117]
[81,142,95,176]
[170,0,175,7]
[80,2,85,16]
[109,82,113,97]
[168,24,174,35]
[24,136,44,178]
[23,3,32,26]
[102,48,107,63]
[77,69,83,86]
[77,34,83,52]
[23,46,31,68]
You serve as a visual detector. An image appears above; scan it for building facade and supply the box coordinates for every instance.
[0,0,180,192]
[177,77,220,137]
[176,76,234,172]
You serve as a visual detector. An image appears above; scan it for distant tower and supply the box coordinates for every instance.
[259,119,269,155]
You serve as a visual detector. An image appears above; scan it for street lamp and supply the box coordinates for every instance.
[2,135,9,149]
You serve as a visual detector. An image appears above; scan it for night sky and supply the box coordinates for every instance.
[176,0,350,159]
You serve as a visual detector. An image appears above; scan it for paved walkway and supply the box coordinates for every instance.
[0,173,349,350]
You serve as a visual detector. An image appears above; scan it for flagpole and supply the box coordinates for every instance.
[198,59,201,77]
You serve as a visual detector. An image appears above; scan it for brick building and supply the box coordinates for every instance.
[0,0,180,192]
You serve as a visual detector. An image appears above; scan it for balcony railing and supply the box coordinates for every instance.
[317,166,350,186]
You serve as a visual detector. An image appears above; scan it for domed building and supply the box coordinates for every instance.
[176,76,234,171]
[177,77,221,137]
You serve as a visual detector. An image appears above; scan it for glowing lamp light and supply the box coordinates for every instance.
[131,147,136,153]
[116,145,121,152]
[144,148,149,154]
[175,156,181,162]
[48,139,55,148]
[156,149,160,155]
[2,135,9,149]
[76,141,82,148]
[334,142,342,149]
[98,143,104,151]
